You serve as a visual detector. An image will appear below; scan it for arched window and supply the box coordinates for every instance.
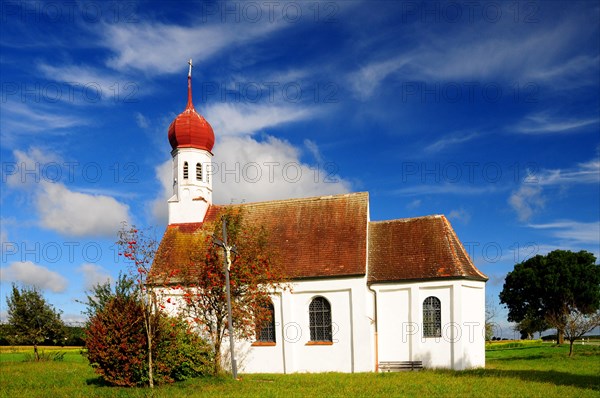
[256,301,276,343]
[309,296,332,342]
[196,163,202,181]
[183,161,189,180]
[423,296,441,338]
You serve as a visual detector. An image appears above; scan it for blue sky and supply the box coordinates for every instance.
[1,1,599,336]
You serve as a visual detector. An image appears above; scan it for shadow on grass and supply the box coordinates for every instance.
[489,355,548,362]
[461,369,599,391]
[86,377,113,387]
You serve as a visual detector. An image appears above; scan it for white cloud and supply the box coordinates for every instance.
[393,184,500,196]
[514,112,599,134]
[101,20,281,75]
[212,135,351,204]
[150,159,172,225]
[347,13,598,97]
[149,135,352,223]
[204,102,313,136]
[0,102,86,145]
[528,221,600,246]
[6,147,62,189]
[448,208,471,224]
[36,182,130,237]
[406,199,421,209]
[348,55,411,99]
[529,159,600,186]
[135,112,149,129]
[37,63,127,99]
[424,132,480,153]
[304,139,323,164]
[508,185,545,222]
[0,261,68,293]
[6,147,132,237]
[77,263,113,290]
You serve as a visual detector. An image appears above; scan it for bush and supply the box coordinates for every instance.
[85,296,210,387]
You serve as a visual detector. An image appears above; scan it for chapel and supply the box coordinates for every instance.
[153,63,488,373]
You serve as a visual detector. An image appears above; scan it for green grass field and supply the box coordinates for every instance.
[0,343,598,397]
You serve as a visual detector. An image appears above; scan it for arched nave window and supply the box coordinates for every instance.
[309,296,332,342]
[256,300,276,343]
[423,296,441,338]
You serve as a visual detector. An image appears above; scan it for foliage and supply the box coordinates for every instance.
[5,284,65,359]
[79,273,135,321]
[170,208,288,375]
[549,309,600,356]
[116,224,160,387]
[514,315,549,340]
[85,294,211,387]
[485,296,498,341]
[499,250,600,345]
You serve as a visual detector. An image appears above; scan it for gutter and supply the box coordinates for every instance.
[367,283,378,372]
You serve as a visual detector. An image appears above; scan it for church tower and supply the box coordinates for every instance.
[167,60,214,224]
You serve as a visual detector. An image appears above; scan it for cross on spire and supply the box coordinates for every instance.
[188,59,193,78]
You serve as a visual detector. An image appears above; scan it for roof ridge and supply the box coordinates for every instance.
[441,216,488,280]
[370,214,444,224]
[214,191,369,207]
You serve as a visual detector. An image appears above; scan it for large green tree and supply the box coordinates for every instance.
[6,284,65,360]
[499,250,600,346]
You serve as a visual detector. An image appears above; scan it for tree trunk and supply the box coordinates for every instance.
[557,328,565,344]
[213,340,221,376]
[568,339,574,356]
[34,344,39,362]
[147,332,154,388]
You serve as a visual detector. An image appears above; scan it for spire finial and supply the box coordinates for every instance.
[186,59,193,108]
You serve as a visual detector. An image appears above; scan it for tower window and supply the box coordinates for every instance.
[183,162,189,179]
[196,163,202,181]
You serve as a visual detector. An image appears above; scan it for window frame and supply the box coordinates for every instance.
[196,162,202,181]
[183,161,189,180]
[308,296,333,343]
[254,301,276,345]
[422,296,441,338]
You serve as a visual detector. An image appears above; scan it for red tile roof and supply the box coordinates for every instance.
[152,193,487,283]
[367,215,487,283]
[153,192,369,280]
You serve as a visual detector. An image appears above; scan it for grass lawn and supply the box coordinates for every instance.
[0,343,598,397]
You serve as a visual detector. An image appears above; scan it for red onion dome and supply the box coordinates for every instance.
[168,74,214,152]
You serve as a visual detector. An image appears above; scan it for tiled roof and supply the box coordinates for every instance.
[367,215,488,283]
[153,192,369,280]
[153,193,487,283]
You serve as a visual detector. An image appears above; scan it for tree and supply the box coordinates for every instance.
[157,208,287,375]
[485,296,499,341]
[116,224,160,388]
[499,250,600,346]
[514,314,548,340]
[6,284,65,360]
[79,272,135,321]
[84,276,211,386]
[548,310,600,356]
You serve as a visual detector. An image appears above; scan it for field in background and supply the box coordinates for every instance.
[0,343,598,397]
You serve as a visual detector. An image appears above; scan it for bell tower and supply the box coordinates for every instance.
[167,59,215,224]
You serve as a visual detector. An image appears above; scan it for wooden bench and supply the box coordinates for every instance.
[379,361,423,372]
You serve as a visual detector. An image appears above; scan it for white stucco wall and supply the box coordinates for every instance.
[158,277,485,373]
[373,279,486,370]
[168,148,213,224]
[241,276,373,373]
